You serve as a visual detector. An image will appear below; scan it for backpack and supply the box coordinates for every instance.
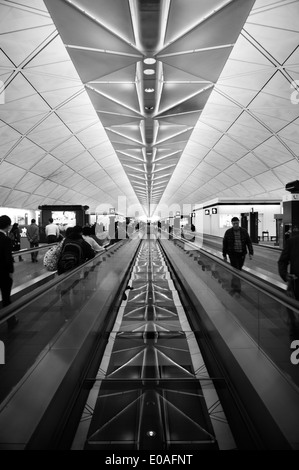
[43,241,64,271]
[57,241,84,274]
[9,231,20,251]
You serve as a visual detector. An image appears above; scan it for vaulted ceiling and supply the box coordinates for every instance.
[0,0,299,217]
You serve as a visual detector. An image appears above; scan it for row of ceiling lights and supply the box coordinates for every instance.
[143,57,156,100]
[142,58,158,209]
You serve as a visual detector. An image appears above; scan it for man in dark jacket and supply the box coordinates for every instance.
[222,216,253,295]
[278,227,299,300]
[0,215,18,328]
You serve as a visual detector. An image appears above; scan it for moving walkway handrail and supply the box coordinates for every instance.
[171,232,299,315]
[0,237,142,449]
[11,242,59,260]
[0,241,117,326]
[157,236,299,449]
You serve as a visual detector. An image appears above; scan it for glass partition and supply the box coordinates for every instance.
[172,238,299,390]
[0,250,110,403]
[11,244,57,289]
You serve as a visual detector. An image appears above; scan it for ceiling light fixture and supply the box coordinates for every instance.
[143,58,156,65]
[145,88,154,93]
[144,69,155,75]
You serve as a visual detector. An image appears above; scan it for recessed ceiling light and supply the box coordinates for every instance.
[145,106,154,110]
[144,69,155,75]
[145,88,154,93]
[144,58,156,65]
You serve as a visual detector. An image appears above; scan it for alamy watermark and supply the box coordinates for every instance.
[290,340,299,365]
[0,79,5,105]
[0,340,4,365]
[290,80,299,105]
[94,198,201,241]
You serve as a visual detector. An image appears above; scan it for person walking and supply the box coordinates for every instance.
[0,215,18,328]
[26,218,39,262]
[222,216,253,296]
[278,227,299,300]
[45,217,60,243]
[278,227,299,340]
[9,222,23,262]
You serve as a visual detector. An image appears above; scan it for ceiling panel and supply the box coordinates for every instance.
[1,0,298,217]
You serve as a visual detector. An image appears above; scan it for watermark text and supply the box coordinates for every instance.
[290,340,299,365]
[291,80,299,105]
[0,79,5,104]
[0,340,5,365]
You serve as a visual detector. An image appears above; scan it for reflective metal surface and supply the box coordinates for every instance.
[73,238,235,450]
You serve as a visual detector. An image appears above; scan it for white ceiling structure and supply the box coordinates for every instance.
[0,0,299,218]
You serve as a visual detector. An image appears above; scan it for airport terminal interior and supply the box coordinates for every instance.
[1,0,299,452]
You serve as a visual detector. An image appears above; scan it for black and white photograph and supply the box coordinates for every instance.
[0,0,299,458]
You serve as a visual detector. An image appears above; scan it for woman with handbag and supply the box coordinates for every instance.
[9,223,23,262]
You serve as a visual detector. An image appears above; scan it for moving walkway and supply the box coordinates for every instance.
[0,232,298,450]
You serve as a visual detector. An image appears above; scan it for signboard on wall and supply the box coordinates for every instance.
[52,211,76,232]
